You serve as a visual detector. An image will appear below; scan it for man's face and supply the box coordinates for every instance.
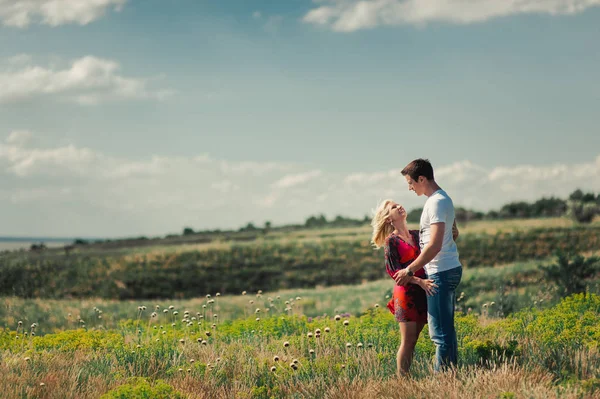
[405,175,424,196]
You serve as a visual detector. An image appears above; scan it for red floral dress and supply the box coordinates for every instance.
[384,230,428,323]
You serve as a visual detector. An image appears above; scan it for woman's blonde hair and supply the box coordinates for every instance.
[371,199,395,249]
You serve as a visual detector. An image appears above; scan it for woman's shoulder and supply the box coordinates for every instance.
[385,233,398,245]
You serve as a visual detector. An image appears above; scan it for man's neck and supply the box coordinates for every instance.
[423,180,441,197]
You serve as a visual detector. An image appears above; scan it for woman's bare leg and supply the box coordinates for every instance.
[397,321,426,376]
[397,321,418,376]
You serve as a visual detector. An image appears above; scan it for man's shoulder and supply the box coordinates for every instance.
[424,191,454,219]
[429,190,453,205]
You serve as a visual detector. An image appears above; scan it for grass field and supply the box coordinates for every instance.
[4,254,600,334]
[1,290,599,398]
[2,217,600,398]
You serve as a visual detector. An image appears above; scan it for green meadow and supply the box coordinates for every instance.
[1,217,599,398]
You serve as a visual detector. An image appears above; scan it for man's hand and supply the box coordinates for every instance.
[393,268,412,286]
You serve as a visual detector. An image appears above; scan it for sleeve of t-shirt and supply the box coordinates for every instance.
[428,198,449,224]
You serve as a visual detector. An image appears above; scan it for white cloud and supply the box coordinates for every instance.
[6,54,33,65]
[6,187,72,203]
[0,0,127,28]
[0,131,599,236]
[101,156,166,179]
[5,130,33,146]
[272,170,323,189]
[344,169,399,184]
[303,0,600,32]
[435,160,488,184]
[0,140,96,177]
[0,55,171,105]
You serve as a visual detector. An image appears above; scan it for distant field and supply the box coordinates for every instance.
[2,254,598,333]
[2,219,599,300]
[93,216,600,258]
[3,217,597,257]
[0,241,70,251]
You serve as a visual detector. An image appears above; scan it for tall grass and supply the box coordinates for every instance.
[1,294,599,398]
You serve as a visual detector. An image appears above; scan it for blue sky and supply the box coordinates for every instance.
[0,0,599,237]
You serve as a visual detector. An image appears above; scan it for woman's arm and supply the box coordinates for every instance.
[385,236,429,287]
[452,219,459,241]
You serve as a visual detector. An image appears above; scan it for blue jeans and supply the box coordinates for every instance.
[427,266,463,372]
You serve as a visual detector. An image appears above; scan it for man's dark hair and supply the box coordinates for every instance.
[401,159,434,182]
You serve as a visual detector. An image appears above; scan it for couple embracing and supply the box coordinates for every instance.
[371,159,462,376]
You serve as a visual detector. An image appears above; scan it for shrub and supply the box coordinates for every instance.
[568,200,599,223]
[540,251,599,297]
[100,377,183,399]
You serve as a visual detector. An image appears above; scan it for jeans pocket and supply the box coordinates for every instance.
[446,267,462,290]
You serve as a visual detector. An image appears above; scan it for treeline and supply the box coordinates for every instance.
[407,189,599,224]
[237,189,600,233]
[63,189,598,248]
[4,225,599,299]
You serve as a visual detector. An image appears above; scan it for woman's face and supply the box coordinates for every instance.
[386,202,406,225]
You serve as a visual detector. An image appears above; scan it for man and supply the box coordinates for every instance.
[393,158,462,372]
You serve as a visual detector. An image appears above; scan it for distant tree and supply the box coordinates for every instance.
[486,210,499,219]
[406,208,422,224]
[582,192,597,203]
[305,214,327,228]
[455,207,468,223]
[317,214,327,225]
[531,197,567,217]
[73,238,89,245]
[569,189,584,202]
[182,227,195,236]
[499,201,532,219]
[263,221,272,234]
[239,223,258,232]
[455,207,484,224]
[30,242,47,252]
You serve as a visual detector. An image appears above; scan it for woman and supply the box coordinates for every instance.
[371,199,438,376]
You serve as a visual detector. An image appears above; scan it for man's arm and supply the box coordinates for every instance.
[394,222,445,285]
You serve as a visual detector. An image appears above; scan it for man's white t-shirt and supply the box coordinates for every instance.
[419,189,461,275]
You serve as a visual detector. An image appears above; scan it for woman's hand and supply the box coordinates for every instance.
[452,220,459,241]
[418,279,438,296]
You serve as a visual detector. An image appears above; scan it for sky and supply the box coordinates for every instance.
[0,0,599,238]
